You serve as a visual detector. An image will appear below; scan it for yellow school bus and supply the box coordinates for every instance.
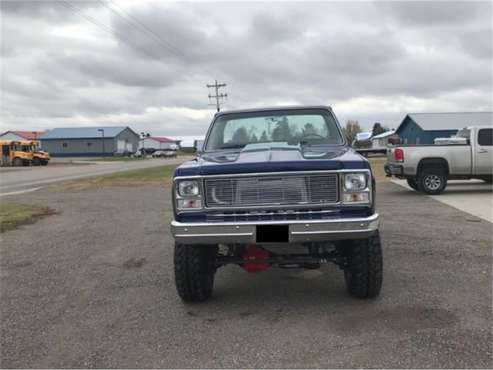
[0,140,32,166]
[23,140,50,166]
[0,140,50,166]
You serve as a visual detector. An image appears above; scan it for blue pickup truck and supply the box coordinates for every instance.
[171,106,382,302]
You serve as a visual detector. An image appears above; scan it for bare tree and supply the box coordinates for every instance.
[343,120,362,143]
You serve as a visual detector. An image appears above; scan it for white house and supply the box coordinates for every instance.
[371,130,395,150]
[174,135,205,149]
[139,136,180,151]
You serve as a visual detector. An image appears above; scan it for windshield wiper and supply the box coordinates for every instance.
[298,139,312,146]
[219,144,246,149]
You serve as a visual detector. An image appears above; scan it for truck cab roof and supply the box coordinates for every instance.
[214,105,333,117]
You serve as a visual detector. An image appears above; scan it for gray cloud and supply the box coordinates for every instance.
[0,0,100,20]
[250,12,305,43]
[457,28,493,60]
[1,1,492,134]
[376,1,490,26]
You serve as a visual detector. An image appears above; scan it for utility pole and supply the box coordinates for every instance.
[207,80,227,112]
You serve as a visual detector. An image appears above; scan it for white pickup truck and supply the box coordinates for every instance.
[385,126,492,194]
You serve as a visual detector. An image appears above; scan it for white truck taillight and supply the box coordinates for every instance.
[394,148,404,162]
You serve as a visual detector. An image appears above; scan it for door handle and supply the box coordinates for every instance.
[478,149,488,153]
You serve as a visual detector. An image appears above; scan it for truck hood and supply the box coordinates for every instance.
[175,143,369,177]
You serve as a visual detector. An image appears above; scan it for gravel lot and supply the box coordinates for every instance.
[1,182,491,368]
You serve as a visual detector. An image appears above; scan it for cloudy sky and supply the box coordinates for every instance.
[1,0,492,136]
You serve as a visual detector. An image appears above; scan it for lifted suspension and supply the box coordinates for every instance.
[216,244,347,272]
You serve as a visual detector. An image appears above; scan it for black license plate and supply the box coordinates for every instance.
[256,225,289,243]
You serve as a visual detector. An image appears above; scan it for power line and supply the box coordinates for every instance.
[207,80,227,112]
[59,0,160,60]
[101,0,187,62]
[60,1,113,35]
[61,0,230,111]
[103,0,225,105]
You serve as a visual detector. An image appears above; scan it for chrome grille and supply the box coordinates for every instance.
[206,208,342,222]
[204,173,338,208]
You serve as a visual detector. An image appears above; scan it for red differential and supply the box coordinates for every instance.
[241,246,271,273]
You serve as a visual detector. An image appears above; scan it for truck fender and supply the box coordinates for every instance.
[417,158,449,176]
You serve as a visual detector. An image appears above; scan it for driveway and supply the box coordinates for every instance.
[0,182,491,368]
[392,179,493,222]
[0,157,191,195]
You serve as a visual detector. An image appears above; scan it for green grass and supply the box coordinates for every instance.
[52,164,178,191]
[0,203,56,232]
[101,164,177,180]
[84,152,195,161]
[80,157,150,162]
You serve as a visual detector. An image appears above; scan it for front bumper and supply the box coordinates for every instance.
[171,213,379,244]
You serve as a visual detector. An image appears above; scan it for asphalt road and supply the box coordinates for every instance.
[0,157,190,195]
[392,179,493,222]
[1,182,491,368]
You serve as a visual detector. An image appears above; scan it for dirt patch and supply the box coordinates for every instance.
[368,156,389,182]
[333,305,458,334]
[122,257,147,269]
[12,260,33,268]
[0,203,57,233]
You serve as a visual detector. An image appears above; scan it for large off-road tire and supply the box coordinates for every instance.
[417,166,447,195]
[343,232,383,299]
[32,158,41,166]
[13,158,23,167]
[40,160,48,166]
[406,178,419,191]
[174,244,217,303]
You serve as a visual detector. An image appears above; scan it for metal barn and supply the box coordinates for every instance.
[40,126,139,157]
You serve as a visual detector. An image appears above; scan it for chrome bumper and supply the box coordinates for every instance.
[171,214,379,244]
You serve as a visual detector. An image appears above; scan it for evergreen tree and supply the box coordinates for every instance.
[372,122,387,136]
[231,127,249,144]
[272,117,291,141]
[259,130,269,142]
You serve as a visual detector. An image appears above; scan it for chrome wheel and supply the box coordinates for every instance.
[424,174,441,191]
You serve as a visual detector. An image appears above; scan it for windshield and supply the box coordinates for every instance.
[205,109,344,151]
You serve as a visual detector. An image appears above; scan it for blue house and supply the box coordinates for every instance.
[395,112,493,144]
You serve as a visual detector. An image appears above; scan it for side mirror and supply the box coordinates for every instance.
[195,140,205,154]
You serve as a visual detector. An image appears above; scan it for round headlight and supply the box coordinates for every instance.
[344,173,367,191]
[178,180,200,196]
